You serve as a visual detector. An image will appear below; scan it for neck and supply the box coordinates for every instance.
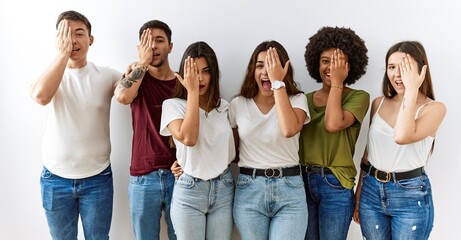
[67,59,87,69]
[148,62,174,80]
[254,92,275,105]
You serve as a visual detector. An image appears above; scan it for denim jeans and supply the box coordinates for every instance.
[302,172,354,240]
[170,167,234,240]
[128,169,176,240]
[40,165,113,240]
[234,173,308,240]
[358,171,434,240]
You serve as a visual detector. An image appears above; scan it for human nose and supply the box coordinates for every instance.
[395,65,401,77]
[262,65,267,75]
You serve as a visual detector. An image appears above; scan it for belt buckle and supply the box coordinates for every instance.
[264,168,282,178]
[374,169,391,183]
[304,166,312,174]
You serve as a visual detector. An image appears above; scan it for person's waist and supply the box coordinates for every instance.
[301,165,333,175]
[239,165,301,178]
[360,162,424,183]
[184,166,231,182]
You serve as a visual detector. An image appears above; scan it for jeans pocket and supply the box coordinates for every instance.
[396,176,425,190]
[283,175,304,188]
[323,174,345,190]
[176,174,195,189]
[236,174,252,189]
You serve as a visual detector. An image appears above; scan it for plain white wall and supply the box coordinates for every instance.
[1,0,459,239]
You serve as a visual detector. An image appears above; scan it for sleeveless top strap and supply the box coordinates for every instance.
[416,101,435,118]
[376,96,385,113]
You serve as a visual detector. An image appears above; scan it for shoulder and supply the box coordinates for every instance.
[347,89,370,100]
[371,96,384,108]
[164,98,186,107]
[419,100,447,117]
[230,96,245,106]
[90,62,121,79]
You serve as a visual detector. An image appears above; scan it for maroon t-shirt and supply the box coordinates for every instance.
[129,73,177,176]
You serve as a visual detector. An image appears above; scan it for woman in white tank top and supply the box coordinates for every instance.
[353,41,446,240]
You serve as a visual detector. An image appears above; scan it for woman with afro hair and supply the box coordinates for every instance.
[298,26,369,240]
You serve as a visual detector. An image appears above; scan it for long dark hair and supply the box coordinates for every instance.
[239,40,302,98]
[382,41,434,100]
[173,41,221,111]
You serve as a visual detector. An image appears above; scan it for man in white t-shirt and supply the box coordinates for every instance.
[29,10,121,240]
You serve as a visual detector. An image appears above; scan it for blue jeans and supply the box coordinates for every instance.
[358,171,434,240]
[170,167,234,240]
[234,173,308,240]
[40,165,113,240]
[302,172,354,240]
[128,169,176,240]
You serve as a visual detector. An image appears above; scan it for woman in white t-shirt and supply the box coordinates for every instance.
[160,41,236,240]
[353,41,446,240]
[229,41,310,240]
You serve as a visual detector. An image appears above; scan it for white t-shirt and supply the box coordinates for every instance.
[229,94,309,169]
[160,98,235,180]
[42,62,121,179]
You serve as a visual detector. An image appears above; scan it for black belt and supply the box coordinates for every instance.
[303,166,333,175]
[360,162,424,183]
[240,166,300,178]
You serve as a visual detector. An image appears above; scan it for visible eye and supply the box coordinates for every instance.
[155,38,165,43]
[256,63,264,69]
[321,59,330,65]
[75,33,84,37]
[387,65,396,70]
[202,68,210,74]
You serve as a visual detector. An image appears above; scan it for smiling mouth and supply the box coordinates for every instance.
[395,80,404,87]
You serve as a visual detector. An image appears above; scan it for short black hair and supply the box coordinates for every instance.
[304,26,368,85]
[56,10,92,35]
[139,20,172,43]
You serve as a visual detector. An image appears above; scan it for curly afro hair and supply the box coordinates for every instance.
[304,26,368,85]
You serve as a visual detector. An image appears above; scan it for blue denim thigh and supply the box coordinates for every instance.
[128,169,176,240]
[359,172,434,240]
[302,172,354,240]
[170,167,234,240]
[234,173,307,240]
[40,165,113,240]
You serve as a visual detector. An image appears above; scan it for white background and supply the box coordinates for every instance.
[1,0,459,239]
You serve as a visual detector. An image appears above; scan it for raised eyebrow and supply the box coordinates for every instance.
[201,66,210,71]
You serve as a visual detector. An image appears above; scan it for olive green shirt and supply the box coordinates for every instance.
[299,89,370,189]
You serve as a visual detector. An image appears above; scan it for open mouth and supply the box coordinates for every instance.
[395,80,404,87]
[262,79,271,91]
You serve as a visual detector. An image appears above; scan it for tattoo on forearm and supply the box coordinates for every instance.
[118,68,145,89]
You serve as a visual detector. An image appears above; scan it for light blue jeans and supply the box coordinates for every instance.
[233,173,308,240]
[128,169,176,240]
[170,167,234,240]
[40,165,113,240]
[359,171,434,240]
[302,172,354,240]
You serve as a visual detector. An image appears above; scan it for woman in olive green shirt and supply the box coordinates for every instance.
[299,26,369,240]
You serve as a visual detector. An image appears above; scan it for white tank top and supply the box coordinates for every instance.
[367,97,434,172]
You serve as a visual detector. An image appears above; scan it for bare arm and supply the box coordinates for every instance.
[394,55,446,144]
[324,49,356,132]
[166,57,200,146]
[30,20,72,105]
[266,47,307,137]
[114,29,153,104]
[353,97,380,224]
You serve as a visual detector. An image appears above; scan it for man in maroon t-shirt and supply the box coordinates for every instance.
[114,20,177,240]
